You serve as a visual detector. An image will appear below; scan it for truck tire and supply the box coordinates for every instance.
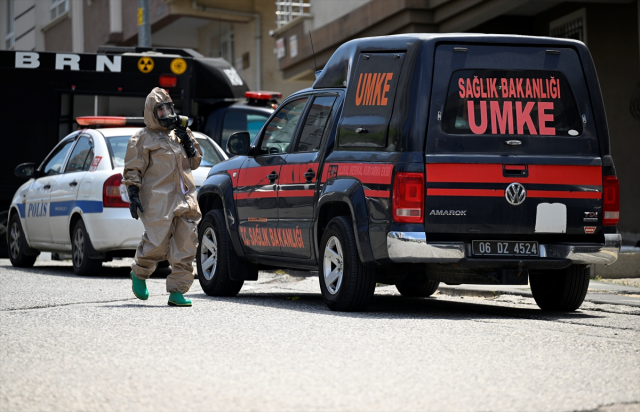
[396,277,440,297]
[197,209,244,296]
[71,220,103,276]
[530,264,590,311]
[8,214,38,268]
[319,216,376,311]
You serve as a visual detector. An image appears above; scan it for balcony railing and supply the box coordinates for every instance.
[275,0,311,28]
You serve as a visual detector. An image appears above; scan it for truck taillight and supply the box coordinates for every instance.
[393,172,424,223]
[602,175,620,226]
[103,174,130,208]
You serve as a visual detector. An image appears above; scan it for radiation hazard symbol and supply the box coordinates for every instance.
[170,58,187,75]
[137,57,154,73]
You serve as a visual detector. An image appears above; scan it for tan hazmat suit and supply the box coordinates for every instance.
[123,87,202,293]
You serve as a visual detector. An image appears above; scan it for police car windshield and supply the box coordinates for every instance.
[105,134,223,168]
[195,137,224,167]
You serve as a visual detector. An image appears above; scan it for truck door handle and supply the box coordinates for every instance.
[69,181,78,187]
[43,184,51,190]
[304,169,316,183]
[355,128,368,134]
[267,171,278,183]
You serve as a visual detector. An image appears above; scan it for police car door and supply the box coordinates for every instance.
[235,97,309,256]
[49,135,95,244]
[280,94,340,259]
[24,138,75,244]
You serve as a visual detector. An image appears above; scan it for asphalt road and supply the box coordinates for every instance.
[1,258,639,412]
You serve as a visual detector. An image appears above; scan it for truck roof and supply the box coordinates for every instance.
[313,33,589,90]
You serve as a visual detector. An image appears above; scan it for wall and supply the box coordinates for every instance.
[586,2,640,239]
[83,0,110,53]
[44,16,72,52]
[310,0,371,29]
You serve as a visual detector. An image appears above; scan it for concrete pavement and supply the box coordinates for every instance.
[1,259,639,412]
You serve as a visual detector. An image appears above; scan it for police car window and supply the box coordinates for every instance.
[42,140,74,176]
[260,97,309,155]
[105,135,131,168]
[296,95,337,152]
[442,70,583,137]
[195,137,224,167]
[65,136,94,173]
[222,111,269,154]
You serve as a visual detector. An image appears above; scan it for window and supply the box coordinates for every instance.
[221,111,269,154]
[50,0,68,21]
[195,137,224,167]
[260,97,308,155]
[296,95,337,152]
[65,136,94,173]
[550,8,587,44]
[220,31,234,65]
[339,52,405,148]
[5,0,14,50]
[105,135,132,168]
[442,69,583,137]
[42,140,74,176]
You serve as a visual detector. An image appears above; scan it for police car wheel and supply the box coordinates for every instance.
[319,216,376,312]
[530,264,590,311]
[71,220,102,276]
[7,214,38,268]
[197,209,244,296]
[395,277,440,298]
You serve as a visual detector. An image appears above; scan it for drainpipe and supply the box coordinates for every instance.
[191,0,261,90]
[71,0,84,53]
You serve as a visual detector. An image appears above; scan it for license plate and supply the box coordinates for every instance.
[472,241,539,257]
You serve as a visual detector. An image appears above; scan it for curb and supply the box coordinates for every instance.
[591,252,640,279]
[437,286,532,299]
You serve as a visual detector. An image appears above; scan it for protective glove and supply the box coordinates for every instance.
[175,125,197,158]
[127,185,143,220]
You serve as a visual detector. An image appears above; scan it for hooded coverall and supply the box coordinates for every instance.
[123,88,203,293]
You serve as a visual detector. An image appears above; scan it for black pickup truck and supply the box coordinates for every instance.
[196,33,621,312]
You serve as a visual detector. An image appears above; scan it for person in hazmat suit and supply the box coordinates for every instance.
[123,87,202,307]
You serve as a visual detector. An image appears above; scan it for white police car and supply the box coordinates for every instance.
[7,116,227,275]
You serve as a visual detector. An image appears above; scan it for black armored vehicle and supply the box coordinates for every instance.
[196,33,621,312]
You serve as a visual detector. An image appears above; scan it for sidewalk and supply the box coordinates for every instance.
[437,279,640,307]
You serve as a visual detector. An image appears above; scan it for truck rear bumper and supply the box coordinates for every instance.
[386,232,621,266]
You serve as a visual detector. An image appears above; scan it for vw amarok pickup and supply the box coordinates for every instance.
[196,34,621,312]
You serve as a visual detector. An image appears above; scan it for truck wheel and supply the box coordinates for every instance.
[396,277,440,297]
[197,209,244,296]
[319,216,376,311]
[71,220,103,276]
[530,264,590,311]
[8,214,38,268]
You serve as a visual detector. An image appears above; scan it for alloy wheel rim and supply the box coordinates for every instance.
[323,236,344,294]
[73,229,84,267]
[201,227,218,281]
[10,221,20,260]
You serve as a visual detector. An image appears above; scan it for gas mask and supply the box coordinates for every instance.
[153,102,188,130]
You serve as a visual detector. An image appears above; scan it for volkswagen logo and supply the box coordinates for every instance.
[505,182,526,206]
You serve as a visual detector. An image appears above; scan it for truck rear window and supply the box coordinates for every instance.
[442,70,582,137]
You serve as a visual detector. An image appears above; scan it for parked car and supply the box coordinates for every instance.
[194,34,622,313]
[7,117,227,275]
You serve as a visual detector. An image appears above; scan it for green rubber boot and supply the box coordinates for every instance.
[168,292,192,307]
[131,271,149,300]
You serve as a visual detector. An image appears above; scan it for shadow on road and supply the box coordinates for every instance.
[190,291,604,321]
[0,263,171,279]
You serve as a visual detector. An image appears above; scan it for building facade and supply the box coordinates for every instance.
[0,0,309,96]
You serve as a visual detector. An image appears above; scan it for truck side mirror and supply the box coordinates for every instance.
[14,163,37,179]
[226,132,251,156]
